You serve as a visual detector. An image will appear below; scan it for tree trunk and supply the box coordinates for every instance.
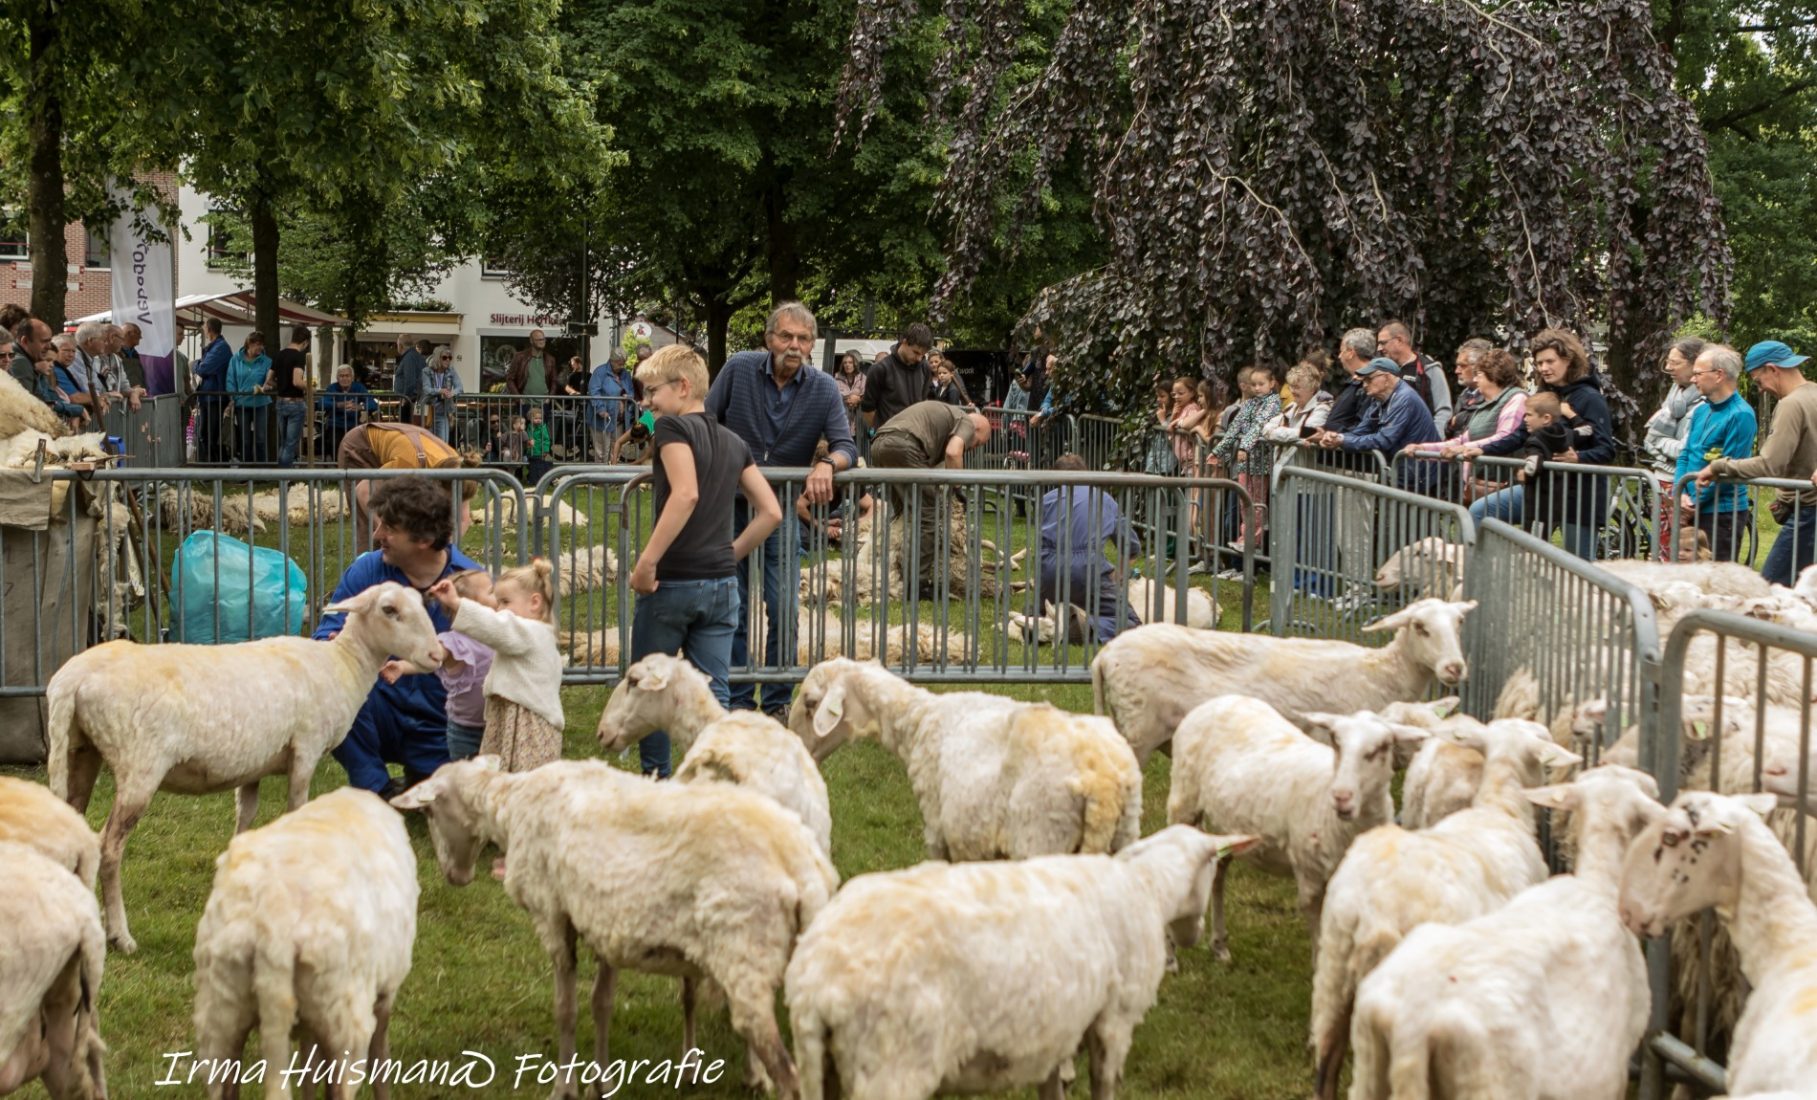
[250,191,281,341]
[704,293,731,372]
[26,2,67,327]
[763,169,799,304]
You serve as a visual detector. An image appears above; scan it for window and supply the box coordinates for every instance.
[85,223,109,269]
[0,212,25,261]
[203,206,246,270]
[480,255,511,279]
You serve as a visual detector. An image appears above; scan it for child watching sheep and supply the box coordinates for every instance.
[381,569,498,761]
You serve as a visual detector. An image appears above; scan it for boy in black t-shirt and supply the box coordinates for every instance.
[626,344,784,777]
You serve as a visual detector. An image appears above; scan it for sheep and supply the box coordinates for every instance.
[1125,576,1217,629]
[242,487,348,528]
[1620,791,1817,1099]
[0,368,72,439]
[191,788,417,1100]
[1092,598,1476,764]
[1008,600,1096,646]
[809,500,1021,605]
[1599,558,1774,599]
[0,842,107,1100]
[0,430,111,470]
[0,776,99,890]
[555,626,623,668]
[1308,718,1581,1100]
[789,658,1142,860]
[1372,536,1467,602]
[44,580,445,953]
[468,490,586,533]
[548,542,618,594]
[771,602,971,666]
[157,487,262,537]
[596,652,832,856]
[1165,696,1428,960]
[1381,699,1491,829]
[1348,766,1664,1100]
[785,825,1258,1100]
[393,757,837,1099]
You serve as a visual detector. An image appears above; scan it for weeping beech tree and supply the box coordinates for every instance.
[840,0,1733,429]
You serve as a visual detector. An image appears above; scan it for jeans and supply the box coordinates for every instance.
[1762,502,1817,586]
[1691,509,1751,563]
[234,405,270,464]
[730,500,794,713]
[631,575,739,777]
[446,719,484,761]
[275,399,306,467]
[1470,484,1525,527]
[427,404,453,441]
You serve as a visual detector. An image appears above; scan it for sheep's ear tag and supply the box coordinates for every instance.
[1687,720,1712,742]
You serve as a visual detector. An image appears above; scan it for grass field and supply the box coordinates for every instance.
[11,482,1314,1099]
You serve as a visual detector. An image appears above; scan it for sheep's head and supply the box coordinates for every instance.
[1362,598,1475,686]
[597,652,707,753]
[1117,825,1259,950]
[1439,718,1581,785]
[1618,790,1777,937]
[390,756,501,885]
[1524,765,1663,862]
[1305,711,1428,820]
[326,582,446,672]
[1373,537,1462,591]
[1761,734,1815,803]
[789,657,880,762]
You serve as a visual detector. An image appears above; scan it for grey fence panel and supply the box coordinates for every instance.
[1458,519,1661,741]
[0,467,526,701]
[1638,610,1817,1100]
[966,407,1037,472]
[98,394,185,468]
[1073,414,1120,471]
[1267,466,1475,644]
[544,467,1253,686]
[1392,452,1666,563]
[1669,473,1814,577]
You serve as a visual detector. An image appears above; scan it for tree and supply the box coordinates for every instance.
[844,0,1732,426]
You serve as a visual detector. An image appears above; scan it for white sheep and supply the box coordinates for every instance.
[556,626,623,668]
[0,776,99,890]
[1379,699,1490,829]
[394,757,837,1099]
[785,825,1258,1100]
[1620,791,1817,1098]
[192,787,417,1100]
[0,368,72,439]
[550,542,618,594]
[1125,576,1217,629]
[1308,718,1581,1100]
[1166,696,1428,960]
[1372,536,1467,602]
[1008,600,1096,646]
[596,652,832,856]
[1599,558,1774,599]
[1348,766,1663,1100]
[0,841,107,1100]
[1093,598,1476,763]
[789,658,1142,860]
[157,487,262,537]
[0,430,111,470]
[44,580,444,953]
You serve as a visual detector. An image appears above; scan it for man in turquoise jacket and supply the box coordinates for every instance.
[1675,343,1758,561]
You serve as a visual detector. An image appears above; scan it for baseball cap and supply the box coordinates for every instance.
[1744,340,1809,373]
[1355,357,1400,378]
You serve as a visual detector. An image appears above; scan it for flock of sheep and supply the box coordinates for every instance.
[4,540,1817,1099]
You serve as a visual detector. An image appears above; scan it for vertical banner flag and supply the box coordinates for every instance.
[109,191,177,395]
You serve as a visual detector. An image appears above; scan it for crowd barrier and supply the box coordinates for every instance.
[96,394,186,468]
[1638,610,1816,1099]
[1669,473,1817,578]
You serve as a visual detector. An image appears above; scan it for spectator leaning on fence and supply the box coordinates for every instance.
[704,300,858,719]
[1697,339,1817,586]
[118,323,146,401]
[1214,364,1282,553]
[271,326,311,469]
[1645,336,1707,561]
[587,348,639,461]
[629,343,784,777]
[321,363,377,453]
[316,476,481,798]
[422,345,462,442]
[1314,356,1440,456]
[870,400,993,600]
[1411,348,1529,464]
[1323,328,1377,435]
[10,317,83,423]
[391,335,428,424]
[1468,329,1615,561]
[67,322,113,420]
[1672,344,1756,562]
[1040,452,1143,643]
[227,331,273,465]
[1378,320,1452,438]
[1262,359,1333,446]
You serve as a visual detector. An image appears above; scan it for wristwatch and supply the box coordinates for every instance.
[814,457,836,473]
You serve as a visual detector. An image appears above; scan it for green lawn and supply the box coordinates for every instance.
[4,679,1314,1100]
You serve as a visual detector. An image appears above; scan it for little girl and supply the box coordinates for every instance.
[426,558,564,876]
[381,569,497,760]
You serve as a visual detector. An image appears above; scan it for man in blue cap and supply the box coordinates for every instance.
[1697,339,1817,585]
[1313,356,1441,455]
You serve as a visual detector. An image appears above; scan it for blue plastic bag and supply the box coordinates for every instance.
[170,530,308,643]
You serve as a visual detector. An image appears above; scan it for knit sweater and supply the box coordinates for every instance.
[1707,380,1817,505]
[706,351,859,468]
[450,598,564,730]
[1644,381,1704,476]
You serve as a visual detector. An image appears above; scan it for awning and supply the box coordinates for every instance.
[70,289,345,328]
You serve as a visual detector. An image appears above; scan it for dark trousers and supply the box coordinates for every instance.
[730,500,794,713]
[1039,563,1140,643]
[869,431,941,597]
[1763,502,1817,586]
[332,699,449,792]
[1690,509,1751,563]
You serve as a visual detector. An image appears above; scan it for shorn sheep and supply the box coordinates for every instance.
[1621,791,1817,1098]
[1165,696,1428,959]
[789,658,1142,860]
[395,757,837,1099]
[44,580,444,953]
[192,788,417,1100]
[1348,766,1663,1100]
[1309,718,1580,1100]
[0,841,107,1100]
[785,825,1258,1100]
[1093,598,1476,763]
[1378,699,1489,828]
[596,652,832,856]
[0,776,99,889]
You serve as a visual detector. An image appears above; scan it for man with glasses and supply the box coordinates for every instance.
[1698,339,1817,584]
[1673,344,1756,561]
[704,301,858,719]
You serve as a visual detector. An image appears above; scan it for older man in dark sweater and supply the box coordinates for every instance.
[705,301,859,716]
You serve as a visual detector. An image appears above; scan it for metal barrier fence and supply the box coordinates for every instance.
[1458,519,1661,742]
[96,394,186,468]
[1267,465,1475,643]
[543,466,1254,687]
[1274,440,1392,484]
[1639,610,1816,1099]
[0,467,527,703]
[1393,451,1666,562]
[1669,474,1817,580]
